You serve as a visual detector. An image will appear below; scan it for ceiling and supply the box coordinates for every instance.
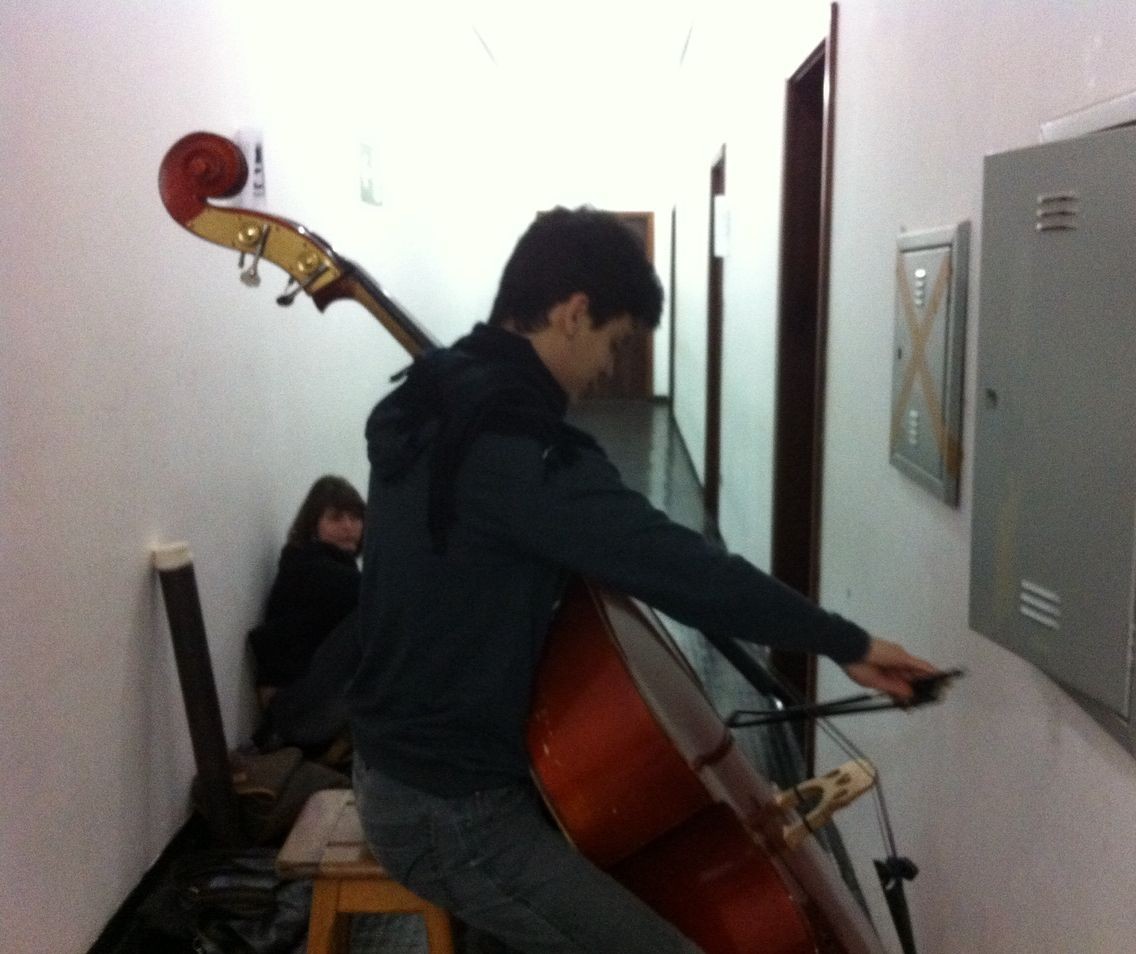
[466,0,698,75]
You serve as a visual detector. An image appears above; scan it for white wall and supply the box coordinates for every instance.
[816,4,1136,952]
[0,2,677,951]
[670,2,1136,953]
[0,6,392,952]
[670,2,833,568]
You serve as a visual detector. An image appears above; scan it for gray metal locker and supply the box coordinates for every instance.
[970,124,1136,751]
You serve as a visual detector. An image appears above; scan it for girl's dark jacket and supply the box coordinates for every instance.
[250,541,360,688]
[346,323,868,796]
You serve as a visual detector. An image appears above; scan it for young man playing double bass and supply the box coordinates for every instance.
[346,207,936,953]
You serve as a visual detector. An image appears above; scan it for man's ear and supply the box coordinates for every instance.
[559,292,590,337]
[545,292,590,339]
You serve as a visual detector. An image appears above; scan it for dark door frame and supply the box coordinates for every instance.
[705,148,726,537]
[769,5,839,763]
[668,205,677,404]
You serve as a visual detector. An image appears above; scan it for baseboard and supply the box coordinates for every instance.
[86,813,209,954]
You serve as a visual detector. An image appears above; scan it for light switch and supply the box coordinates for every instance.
[234,126,266,209]
[359,141,382,207]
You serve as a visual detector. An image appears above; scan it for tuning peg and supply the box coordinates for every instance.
[277,276,297,304]
[240,224,270,287]
[276,264,328,306]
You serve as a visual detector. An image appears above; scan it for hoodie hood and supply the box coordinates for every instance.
[366,323,597,551]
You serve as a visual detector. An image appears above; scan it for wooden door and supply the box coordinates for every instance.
[583,211,655,399]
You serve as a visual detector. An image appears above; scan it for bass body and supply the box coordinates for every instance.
[529,580,884,954]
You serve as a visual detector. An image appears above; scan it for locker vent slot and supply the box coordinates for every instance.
[1035,192,1080,232]
[1019,579,1062,630]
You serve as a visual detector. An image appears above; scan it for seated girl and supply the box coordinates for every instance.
[250,475,364,703]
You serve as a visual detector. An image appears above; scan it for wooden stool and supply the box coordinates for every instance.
[277,788,454,954]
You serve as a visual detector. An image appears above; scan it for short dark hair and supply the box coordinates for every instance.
[287,475,365,553]
[488,207,663,332]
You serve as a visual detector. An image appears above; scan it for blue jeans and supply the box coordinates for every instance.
[353,759,704,954]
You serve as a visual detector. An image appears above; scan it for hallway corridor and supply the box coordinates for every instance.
[567,399,813,788]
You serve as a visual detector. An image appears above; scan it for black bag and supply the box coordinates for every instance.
[173,848,310,954]
[191,746,349,847]
[129,848,309,954]
[230,747,349,845]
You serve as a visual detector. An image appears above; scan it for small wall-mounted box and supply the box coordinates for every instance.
[970,124,1136,755]
[890,223,969,505]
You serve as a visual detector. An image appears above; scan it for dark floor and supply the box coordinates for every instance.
[567,398,706,534]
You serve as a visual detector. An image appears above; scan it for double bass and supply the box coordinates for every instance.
[159,132,911,954]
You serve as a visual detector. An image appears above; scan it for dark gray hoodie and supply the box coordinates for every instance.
[347,324,869,796]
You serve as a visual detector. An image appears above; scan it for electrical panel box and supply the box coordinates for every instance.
[970,124,1136,754]
[890,224,969,505]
